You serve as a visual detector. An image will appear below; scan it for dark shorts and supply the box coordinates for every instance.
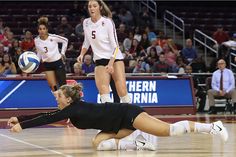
[121,104,145,131]
[95,59,123,66]
[43,59,65,71]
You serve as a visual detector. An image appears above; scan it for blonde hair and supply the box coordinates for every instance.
[88,0,112,18]
[37,16,49,28]
[60,83,83,102]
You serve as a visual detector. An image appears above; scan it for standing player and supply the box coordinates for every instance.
[35,17,68,91]
[77,0,130,103]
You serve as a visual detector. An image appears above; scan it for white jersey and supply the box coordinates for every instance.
[82,16,123,61]
[34,34,68,62]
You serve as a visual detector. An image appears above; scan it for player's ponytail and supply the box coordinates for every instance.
[37,16,49,29]
[60,83,83,102]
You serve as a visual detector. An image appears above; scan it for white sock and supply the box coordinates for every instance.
[120,94,131,103]
[194,122,212,133]
[100,94,112,103]
[118,138,136,150]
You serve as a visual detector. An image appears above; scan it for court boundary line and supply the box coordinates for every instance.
[0,133,73,157]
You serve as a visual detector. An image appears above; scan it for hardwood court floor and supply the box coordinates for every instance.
[0,114,235,157]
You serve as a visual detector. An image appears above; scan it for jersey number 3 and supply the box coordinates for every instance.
[92,30,96,39]
[44,47,48,53]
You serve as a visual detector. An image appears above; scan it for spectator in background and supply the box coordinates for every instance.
[190,56,207,73]
[8,40,22,73]
[144,26,156,42]
[133,57,150,73]
[56,16,73,38]
[139,7,152,27]
[68,1,82,20]
[146,38,162,57]
[181,39,197,64]
[167,38,179,55]
[20,30,35,51]
[73,62,84,76]
[184,65,206,112]
[146,46,159,69]
[171,56,186,73]
[207,59,236,114]
[82,54,95,75]
[139,33,150,50]
[117,7,133,26]
[0,43,6,57]
[0,44,5,63]
[222,33,236,64]
[156,31,167,48]
[75,16,85,41]
[0,18,5,34]
[212,25,229,46]
[152,53,170,73]
[127,38,145,59]
[0,27,11,46]
[123,32,133,52]
[133,26,142,42]
[162,43,178,67]
[0,29,15,52]
[116,23,127,43]
[0,53,17,76]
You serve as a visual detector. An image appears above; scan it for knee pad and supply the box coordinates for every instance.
[174,120,191,133]
[100,94,112,103]
[170,124,185,136]
[97,139,117,151]
[120,94,131,103]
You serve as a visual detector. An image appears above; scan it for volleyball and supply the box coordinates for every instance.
[18,51,40,73]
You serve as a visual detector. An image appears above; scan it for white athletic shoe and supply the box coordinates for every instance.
[210,121,228,142]
[134,134,157,151]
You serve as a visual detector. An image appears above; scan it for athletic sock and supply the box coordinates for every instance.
[120,94,131,103]
[100,94,112,103]
[194,122,212,133]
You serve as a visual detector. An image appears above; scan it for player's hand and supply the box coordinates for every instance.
[7,117,19,127]
[10,123,22,133]
[105,65,114,74]
[77,55,84,63]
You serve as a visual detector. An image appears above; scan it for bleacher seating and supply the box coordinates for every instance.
[158,2,236,37]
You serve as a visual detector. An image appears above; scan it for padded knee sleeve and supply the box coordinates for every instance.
[120,94,131,103]
[170,124,185,136]
[97,139,117,151]
[174,120,191,133]
[100,94,112,103]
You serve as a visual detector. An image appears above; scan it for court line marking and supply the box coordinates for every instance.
[0,133,73,157]
[0,80,26,104]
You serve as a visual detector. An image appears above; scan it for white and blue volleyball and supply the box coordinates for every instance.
[18,51,40,73]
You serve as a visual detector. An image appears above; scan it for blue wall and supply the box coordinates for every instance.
[0,77,194,109]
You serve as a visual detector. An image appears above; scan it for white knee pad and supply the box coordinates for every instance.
[120,94,131,103]
[100,94,112,103]
[97,139,117,151]
[170,120,190,136]
[174,120,191,133]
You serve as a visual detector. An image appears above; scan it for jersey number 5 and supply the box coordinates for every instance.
[92,30,96,39]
